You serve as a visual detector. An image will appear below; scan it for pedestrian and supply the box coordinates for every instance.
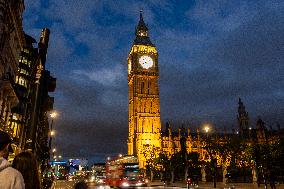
[269,173,276,189]
[257,173,261,187]
[74,181,88,189]
[12,151,42,189]
[264,172,268,189]
[0,130,25,189]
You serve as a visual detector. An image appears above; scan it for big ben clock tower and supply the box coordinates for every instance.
[127,12,161,168]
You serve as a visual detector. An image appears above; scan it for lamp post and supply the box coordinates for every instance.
[52,148,56,161]
[49,111,57,160]
[203,123,217,188]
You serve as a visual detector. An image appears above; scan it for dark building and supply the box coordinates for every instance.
[9,34,37,154]
[236,98,280,144]
[9,29,56,170]
[25,28,56,169]
[237,98,250,138]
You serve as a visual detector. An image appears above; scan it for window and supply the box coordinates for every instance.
[17,76,27,87]
[24,48,29,54]
[141,82,144,94]
[19,69,28,75]
[10,121,19,138]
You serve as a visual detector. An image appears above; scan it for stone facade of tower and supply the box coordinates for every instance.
[127,13,161,168]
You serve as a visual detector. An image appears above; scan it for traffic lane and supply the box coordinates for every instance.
[53,182,187,189]
[88,186,185,189]
[53,180,75,189]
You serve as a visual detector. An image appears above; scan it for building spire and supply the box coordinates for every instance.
[238,97,246,116]
[237,97,250,137]
[134,10,154,46]
[140,9,143,21]
[136,11,148,35]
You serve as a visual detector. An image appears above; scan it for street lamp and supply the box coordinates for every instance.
[50,130,55,136]
[50,111,57,119]
[203,124,211,134]
[202,123,217,188]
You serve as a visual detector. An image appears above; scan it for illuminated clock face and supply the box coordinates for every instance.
[139,55,153,69]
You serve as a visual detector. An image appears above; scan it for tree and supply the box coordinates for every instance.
[204,137,217,188]
[187,152,200,183]
[170,151,185,182]
[154,152,170,181]
[143,145,160,181]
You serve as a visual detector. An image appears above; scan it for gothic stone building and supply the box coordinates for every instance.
[0,0,25,142]
[127,13,281,169]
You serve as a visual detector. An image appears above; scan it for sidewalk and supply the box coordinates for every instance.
[149,181,284,189]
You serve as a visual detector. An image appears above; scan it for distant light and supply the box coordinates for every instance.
[58,155,62,159]
[52,148,56,152]
[249,127,252,130]
[119,154,122,157]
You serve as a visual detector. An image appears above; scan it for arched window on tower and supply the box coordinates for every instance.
[147,81,151,94]
[141,82,144,94]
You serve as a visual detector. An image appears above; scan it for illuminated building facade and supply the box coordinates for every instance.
[127,12,161,168]
[0,0,25,136]
[127,14,283,172]
[161,123,206,160]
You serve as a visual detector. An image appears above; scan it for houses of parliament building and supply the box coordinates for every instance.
[127,12,282,168]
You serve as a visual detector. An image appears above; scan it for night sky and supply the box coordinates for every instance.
[23,0,284,162]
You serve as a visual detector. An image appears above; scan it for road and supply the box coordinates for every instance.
[53,180,284,189]
[53,180,186,189]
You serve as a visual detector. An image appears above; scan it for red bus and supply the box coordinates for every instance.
[106,155,147,188]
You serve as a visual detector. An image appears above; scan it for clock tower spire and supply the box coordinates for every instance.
[127,12,161,168]
[134,11,154,46]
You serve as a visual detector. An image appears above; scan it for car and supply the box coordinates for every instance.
[67,174,76,181]
[85,175,96,184]
[96,176,106,185]
[119,176,147,188]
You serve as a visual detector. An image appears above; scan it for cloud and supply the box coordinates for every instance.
[42,0,98,31]
[73,64,124,87]
[158,1,284,126]
[54,119,127,158]
[22,0,284,157]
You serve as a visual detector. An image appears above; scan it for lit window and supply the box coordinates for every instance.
[24,48,29,54]
[19,69,28,75]
[12,122,19,138]
[17,76,27,87]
